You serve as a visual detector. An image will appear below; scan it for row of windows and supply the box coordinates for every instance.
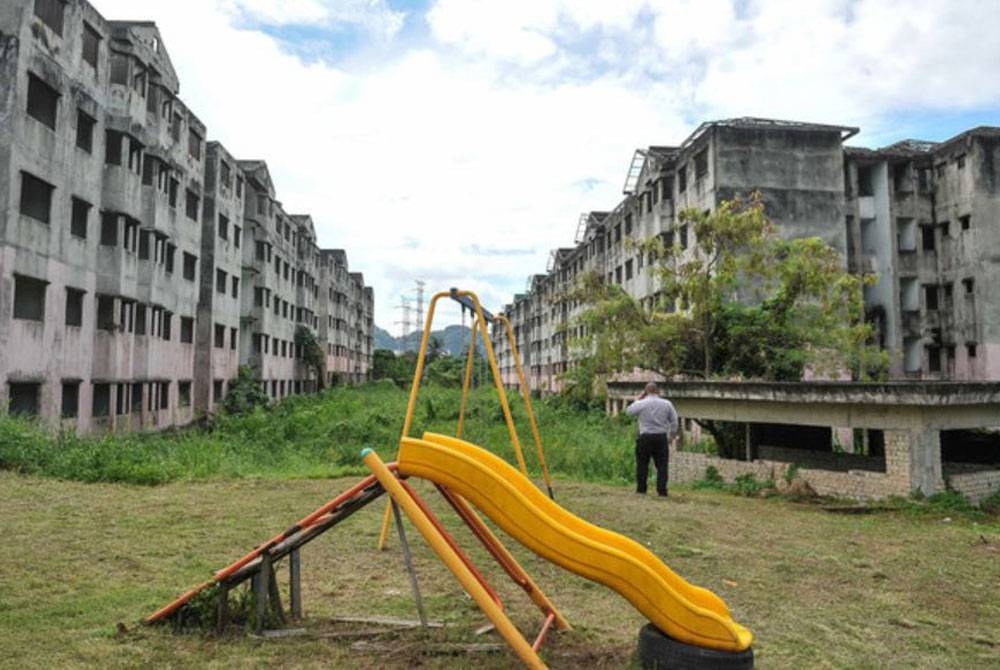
[8,378,189,419]
[25,73,206,220]
[17,172,200,279]
[250,333,304,359]
[9,276,198,340]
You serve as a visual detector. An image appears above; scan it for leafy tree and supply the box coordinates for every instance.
[568,193,887,456]
[223,365,269,415]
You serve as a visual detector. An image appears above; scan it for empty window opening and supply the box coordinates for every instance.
[105,130,123,165]
[96,294,115,331]
[34,0,66,35]
[27,72,59,129]
[13,274,47,321]
[959,215,971,231]
[61,381,79,418]
[131,383,142,414]
[179,381,191,407]
[213,379,223,403]
[168,178,179,208]
[135,304,146,335]
[921,225,935,252]
[857,166,874,196]
[967,343,978,358]
[76,109,95,152]
[159,381,170,409]
[678,166,687,192]
[9,382,41,416]
[955,154,966,169]
[694,149,708,179]
[82,21,100,69]
[182,252,196,281]
[231,276,239,299]
[214,323,225,348]
[924,284,939,311]
[188,128,202,160]
[962,277,975,295]
[138,230,151,260]
[19,172,54,224]
[109,52,129,85]
[100,211,117,245]
[216,269,226,293]
[233,225,241,248]
[92,383,110,417]
[65,287,84,326]
[230,327,237,350]
[70,197,90,238]
[180,316,194,343]
[185,189,199,221]
[165,243,175,273]
[218,214,228,240]
[927,346,942,374]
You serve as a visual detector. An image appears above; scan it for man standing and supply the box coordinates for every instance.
[625,382,678,497]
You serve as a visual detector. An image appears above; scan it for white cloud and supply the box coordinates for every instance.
[225,0,405,40]
[88,0,1000,331]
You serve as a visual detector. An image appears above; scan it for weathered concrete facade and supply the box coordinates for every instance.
[493,118,1000,388]
[0,1,373,431]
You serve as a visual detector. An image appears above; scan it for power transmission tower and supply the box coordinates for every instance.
[394,296,412,345]
[414,280,426,335]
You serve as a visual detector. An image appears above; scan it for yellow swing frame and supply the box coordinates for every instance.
[377,287,555,548]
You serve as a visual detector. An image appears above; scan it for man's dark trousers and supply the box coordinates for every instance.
[636,432,669,495]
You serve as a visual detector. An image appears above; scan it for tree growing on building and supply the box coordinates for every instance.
[223,366,269,415]
[567,193,887,455]
[295,326,327,391]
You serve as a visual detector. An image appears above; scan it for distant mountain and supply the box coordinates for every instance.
[374,324,481,357]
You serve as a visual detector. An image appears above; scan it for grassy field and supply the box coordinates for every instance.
[1,471,998,669]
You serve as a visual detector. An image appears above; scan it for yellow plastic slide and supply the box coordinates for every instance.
[398,433,753,653]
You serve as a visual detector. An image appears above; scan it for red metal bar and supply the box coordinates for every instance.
[145,467,395,624]
[532,612,557,651]
[399,480,505,609]
[437,485,530,588]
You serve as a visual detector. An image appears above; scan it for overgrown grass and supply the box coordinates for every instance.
[0,382,637,486]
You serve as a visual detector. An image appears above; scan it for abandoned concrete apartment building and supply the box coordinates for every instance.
[492,118,1000,391]
[489,118,1000,502]
[0,0,374,432]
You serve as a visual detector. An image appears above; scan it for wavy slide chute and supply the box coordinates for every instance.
[398,433,753,653]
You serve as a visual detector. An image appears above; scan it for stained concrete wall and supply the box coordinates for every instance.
[1,1,374,431]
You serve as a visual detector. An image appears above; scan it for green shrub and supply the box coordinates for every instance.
[692,465,726,490]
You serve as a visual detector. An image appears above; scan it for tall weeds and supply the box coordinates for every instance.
[0,384,637,486]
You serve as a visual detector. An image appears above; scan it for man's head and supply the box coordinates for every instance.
[644,382,659,396]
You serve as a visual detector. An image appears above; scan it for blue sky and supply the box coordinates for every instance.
[97,0,1000,331]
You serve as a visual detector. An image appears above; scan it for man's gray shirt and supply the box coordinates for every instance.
[625,396,678,438]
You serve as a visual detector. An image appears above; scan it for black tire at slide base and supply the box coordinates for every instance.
[637,624,754,670]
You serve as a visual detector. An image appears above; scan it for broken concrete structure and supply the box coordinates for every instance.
[493,118,1000,389]
[607,380,1000,504]
[0,0,373,431]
